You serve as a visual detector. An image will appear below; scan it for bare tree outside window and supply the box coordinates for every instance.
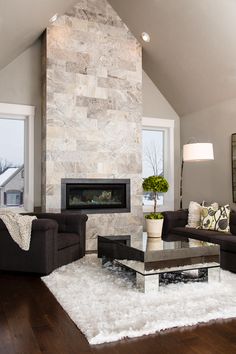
[142,129,164,207]
[0,158,13,174]
[144,141,163,177]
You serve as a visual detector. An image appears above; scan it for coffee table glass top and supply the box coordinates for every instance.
[97,233,220,276]
[128,233,214,253]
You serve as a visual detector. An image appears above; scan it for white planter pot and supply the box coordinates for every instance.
[146,218,164,238]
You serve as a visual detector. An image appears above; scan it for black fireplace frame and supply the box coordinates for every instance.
[61,178,131,214]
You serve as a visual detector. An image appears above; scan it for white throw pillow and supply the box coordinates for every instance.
[186,201,202,228]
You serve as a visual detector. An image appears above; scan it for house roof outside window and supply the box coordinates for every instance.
[0,166,24,187]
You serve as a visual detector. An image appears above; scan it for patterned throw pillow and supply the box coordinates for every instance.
[186,201,219,229]
[202,201,219,208]
[200,204,230,233]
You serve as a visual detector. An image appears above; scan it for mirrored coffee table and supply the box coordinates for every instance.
[97,234,220,293]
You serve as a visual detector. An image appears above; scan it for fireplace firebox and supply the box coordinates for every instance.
[61,179,130,213]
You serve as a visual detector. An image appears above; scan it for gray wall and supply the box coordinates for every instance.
[0,40,42,208]
[142,70,180,209]
[181,98,236,209]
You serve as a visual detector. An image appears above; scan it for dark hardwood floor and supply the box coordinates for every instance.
[0,272,236,354]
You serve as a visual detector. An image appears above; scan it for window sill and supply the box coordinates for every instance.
[0,206,31,214]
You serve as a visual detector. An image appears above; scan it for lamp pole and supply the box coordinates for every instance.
[180,159,184,209]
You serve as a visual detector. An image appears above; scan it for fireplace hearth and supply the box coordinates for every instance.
[61,179,130,213]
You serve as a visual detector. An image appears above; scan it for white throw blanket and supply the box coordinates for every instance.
[0,210,37,251]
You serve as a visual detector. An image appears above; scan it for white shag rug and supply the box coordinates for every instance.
[42,255,236,345]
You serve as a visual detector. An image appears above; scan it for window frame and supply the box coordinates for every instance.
[0,103,35,212]
[142,117,174,213]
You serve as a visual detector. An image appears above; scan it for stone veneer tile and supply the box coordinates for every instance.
[42,0,142,250]
[66,53,90,74]
[46,184,54,196]
[47,138,77,152]
[65,16,88,31]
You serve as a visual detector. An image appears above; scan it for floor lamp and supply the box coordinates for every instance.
[180,142,214,209]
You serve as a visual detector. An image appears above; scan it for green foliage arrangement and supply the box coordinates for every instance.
[142,175,169,219]
[145,212,164,220]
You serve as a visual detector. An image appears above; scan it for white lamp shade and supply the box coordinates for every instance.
[183,143,214,162]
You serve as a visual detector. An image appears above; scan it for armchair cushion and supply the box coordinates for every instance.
[58,232,80,250]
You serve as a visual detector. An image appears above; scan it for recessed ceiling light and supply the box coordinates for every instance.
[141,32,151,43]
[49,13,58,23]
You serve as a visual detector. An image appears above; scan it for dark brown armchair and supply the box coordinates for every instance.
[0,213,88,275]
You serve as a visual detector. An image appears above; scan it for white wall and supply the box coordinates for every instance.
[142,70,180,209]
[181,99,236,208]
[0,40,41,208]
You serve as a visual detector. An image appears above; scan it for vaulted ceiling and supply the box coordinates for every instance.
[109,0,236,116]
[0,0,78,71]
[1,0,236,116]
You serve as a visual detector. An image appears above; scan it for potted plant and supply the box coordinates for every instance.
[142,175,169,238]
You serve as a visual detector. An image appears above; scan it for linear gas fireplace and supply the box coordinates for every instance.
[61,179,130,214]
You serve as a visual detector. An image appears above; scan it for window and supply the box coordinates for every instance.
[5,190,22,206]
[142,117,174,212]
[0,103,34,212]
[142,129,164,207]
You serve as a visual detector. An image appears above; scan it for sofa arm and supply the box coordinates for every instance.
[0,218,58,232]
[30,220,58,273]
[31,219,58,232]
[162,210,188,236]
[0,218,58,274]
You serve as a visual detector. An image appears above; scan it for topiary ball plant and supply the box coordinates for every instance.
[142,175,169,219]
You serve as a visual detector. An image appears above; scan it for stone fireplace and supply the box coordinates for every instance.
[42,0,143,250]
